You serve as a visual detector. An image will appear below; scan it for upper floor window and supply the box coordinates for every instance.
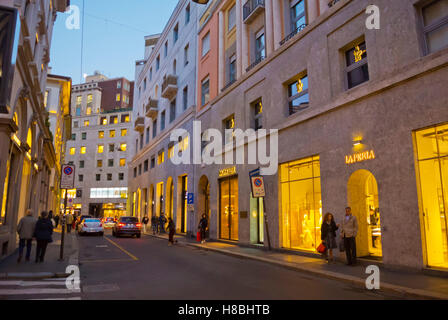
[74,121,79,128]
[183,86,188,110]
[174,24,179,43]
[255,30,266,61]
[158,150,165,165]
[156,55,160,70]
[161,110,166,131]
[253,99,263,130]
[121,129,127,136]
[117,81,121,89]
[228,4,236,31]
[201,77,210,106]
[290,0,306,33]
[185,4,191,24]
[184,44,190,65]
[288,74,309,115]
[421,0,448,54]
[76,106,81,116]
[144,77,147,90]
[76,95,82,106]
[116,94,121,102]
[229,54,237,83]
[164,41,168,57]
[153,119,158,138]
[202,32,210,57]
[170,99,176,123]
[345,41,369,89]
[224,115,235,145]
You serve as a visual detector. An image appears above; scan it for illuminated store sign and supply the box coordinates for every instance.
[219,166,236,177]
[345,150,375,164]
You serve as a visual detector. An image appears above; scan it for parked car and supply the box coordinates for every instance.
[112,216,141,238]
[78,218,104,236]
[76,215,93,229]
[103,217,116,229]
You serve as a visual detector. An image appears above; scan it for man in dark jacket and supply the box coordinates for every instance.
[198,214,208,244]
[151,215,158,235]
[159,214,167,234]
[167,218,176,246]
[34,211,53,263]
[17,209,37,263]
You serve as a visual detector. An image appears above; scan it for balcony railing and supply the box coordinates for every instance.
[243,0,265,24]
[328,0,341,8]
[221,79,236,92]
[279,23,307,46]
[145,98,159,119]
[134,116,145,133]
[161,75,178,99]
[246,56,265,73]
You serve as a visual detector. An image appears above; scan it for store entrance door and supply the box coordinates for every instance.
[347,170,382,258]
[219,176,239,241]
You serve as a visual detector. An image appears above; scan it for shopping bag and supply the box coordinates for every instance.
[339,238,345,252]
[317,242,326,254]
[197,231,201,242]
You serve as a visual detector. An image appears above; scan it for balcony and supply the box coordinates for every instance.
[134,116,145,133]
[145,98,159,119]
[161,75,178,100]
[328,0,341,8]
[243,0,265,24]
[279,23,308,46]
[246,56,265,72]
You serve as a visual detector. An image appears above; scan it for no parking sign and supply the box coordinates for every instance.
[250,176,265,198]
[60,164,75,189]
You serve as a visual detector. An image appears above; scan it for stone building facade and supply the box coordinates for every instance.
[190,0,448,271]
[64,75,134,217]
[0,0,70,258]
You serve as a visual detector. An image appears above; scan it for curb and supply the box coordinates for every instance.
[185,242,448,300]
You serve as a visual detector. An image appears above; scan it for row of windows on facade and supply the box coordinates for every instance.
[138,3,192,98]
[73,114,130,128]
[138,90,189,151]
[69,143,127,155]
[76,172,125,183]
[71,129,128,141]
[68,159,127,169]
[134,137,189,178]
[199,0,447,110]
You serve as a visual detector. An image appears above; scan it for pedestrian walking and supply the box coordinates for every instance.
[142,215,149,233]
[16,209,37,263]
[321,212,339,263]
[159,214,167,234]
[151,215,158,235]
[65,212,74,233]
[341,207,358,266]
[33,211,53,263]
[167,218,176,246]
[53,213,60,228]
[198,214,208,244]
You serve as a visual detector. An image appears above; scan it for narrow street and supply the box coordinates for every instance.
[77,231,401,300]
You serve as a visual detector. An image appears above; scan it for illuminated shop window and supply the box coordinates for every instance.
[280,155,322,252]
[90,187,128,199]
[415,123,448,268]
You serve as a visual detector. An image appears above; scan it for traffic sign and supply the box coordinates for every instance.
[187,193,194,205]
[250,176,265,198]
[60,164,75,189]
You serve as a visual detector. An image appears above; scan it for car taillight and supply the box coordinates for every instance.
[136,223,141,228]
[118,223,125,227]
[83,223,87,227]
[99,223,102,227]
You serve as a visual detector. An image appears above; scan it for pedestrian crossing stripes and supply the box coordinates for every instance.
[0,277,81,300]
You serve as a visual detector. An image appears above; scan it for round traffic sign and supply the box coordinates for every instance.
[64,166,73,175]
[254,178,263,187]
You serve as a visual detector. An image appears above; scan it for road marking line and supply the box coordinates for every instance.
[103,236,139,261]
[0,288,81,295]
[0,281,67,287]
[80,258,135,263]
[28,297,81,300]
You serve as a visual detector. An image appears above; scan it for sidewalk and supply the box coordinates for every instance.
[146,232,448,300]
[0,228,79,280]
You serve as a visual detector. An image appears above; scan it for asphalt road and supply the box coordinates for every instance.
[77,230,402,300]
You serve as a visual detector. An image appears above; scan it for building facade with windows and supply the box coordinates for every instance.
[0,0,70,258]
[65,74,134,218]
[128,0,199,235]
[192,0,448,271]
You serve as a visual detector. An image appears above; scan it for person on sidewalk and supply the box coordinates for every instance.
[341,207,358,266]
[33,211,53,263]
[151,215,158,235]
[142,215,149,233]
[198,214,208,244]
[53,213,60,228]
[321,212,339,264]
[167,217,176,246]
[65,212,74,233]
[159,214,167,234]
[16,209,37,263]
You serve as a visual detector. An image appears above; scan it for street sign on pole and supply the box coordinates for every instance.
[60,164,75,189]
[250,176,266,198]
[187,193,194,205]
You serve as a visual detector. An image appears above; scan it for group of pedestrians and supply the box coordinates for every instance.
[320,207,358,265]
[16,209,54,263]
[149,214,168,235]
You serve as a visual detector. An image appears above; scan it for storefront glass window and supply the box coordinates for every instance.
[415,124,448,268]
[219,176,239,241]
[280,156,322,251]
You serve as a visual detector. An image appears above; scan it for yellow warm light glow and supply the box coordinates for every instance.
[97,145,104,153]
[102,118,108,125]
[119,158,126,167]
[84,120,89,127]
[98,131,104,139]
[120,143,127,151]
[25,152,32,161]
[70,147,76,155]
[33,163,39,171]
[80,147,86,154]
[11,133,21,147]
[121,129,127,136]
[354,46,366,63]
[110,130,116,138]
[345,150,375,165]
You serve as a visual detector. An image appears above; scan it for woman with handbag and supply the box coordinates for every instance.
[321,212,339,263]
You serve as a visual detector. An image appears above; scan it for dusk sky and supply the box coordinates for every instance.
[50,0,179,84]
